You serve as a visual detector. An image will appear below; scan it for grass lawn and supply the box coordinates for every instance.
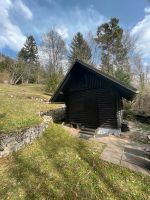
[0,83,58,134]
[0,124,150,200]
[0,83,150,199]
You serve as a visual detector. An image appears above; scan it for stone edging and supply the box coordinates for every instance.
[0,107,65,158]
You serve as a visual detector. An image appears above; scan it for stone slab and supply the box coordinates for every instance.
[122,153,150,170]
[99,135,150,176]
[120,160,150,176]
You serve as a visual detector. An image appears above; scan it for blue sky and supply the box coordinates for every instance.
[0,0,150,60]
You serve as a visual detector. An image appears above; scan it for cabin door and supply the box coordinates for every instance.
[84,92,99,129]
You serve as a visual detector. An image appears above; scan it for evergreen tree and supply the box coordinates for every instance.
[69,32,92,64]
[18,35,38,64]
[96,18,131,84]
[18,35,39,83]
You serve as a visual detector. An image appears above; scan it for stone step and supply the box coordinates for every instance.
[79,130,95,135]
[80,128,96,133]
[79,133,94,139]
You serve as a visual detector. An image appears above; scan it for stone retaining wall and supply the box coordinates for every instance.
[0,107,65,158]
[40,107,65,122]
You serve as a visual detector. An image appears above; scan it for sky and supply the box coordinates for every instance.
[0,0,150,61]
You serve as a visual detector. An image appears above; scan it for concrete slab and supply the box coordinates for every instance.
[124,147,145,157]
[97,135,150,176]
[101,155,120,165]
[102,147,123,156]
[101,153,121,161]
[120,160,150,176]
[122,153,150,171]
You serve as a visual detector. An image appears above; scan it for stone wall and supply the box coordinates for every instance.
[0,107,65,158]
[40,107,66,122]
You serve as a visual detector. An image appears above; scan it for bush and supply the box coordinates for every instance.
[45,73,61,93]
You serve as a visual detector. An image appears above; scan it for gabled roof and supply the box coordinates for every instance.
[51,60,138,102]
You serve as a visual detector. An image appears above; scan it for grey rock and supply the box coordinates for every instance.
[0,107,66,158]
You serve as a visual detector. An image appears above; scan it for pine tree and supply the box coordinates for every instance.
[96,18,131,84]
[69,32,92,64]
[18,35,39,83]
[18,35,39,64]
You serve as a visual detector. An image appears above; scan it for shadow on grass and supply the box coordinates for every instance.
[7,153,60,200]
[75,142,129,200]
[37,130,129,200]
[2,125,148,200]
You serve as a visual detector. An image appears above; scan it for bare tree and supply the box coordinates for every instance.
[9,61,26,85]
[133,53,145,91]
[86,32,100,66]
[122,31,137,61]
[145,64,150,87]
[41,28,67,75]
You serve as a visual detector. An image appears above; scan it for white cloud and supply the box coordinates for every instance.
[0,0,32,52]
[34,5,106,42]
[131,7,150,58]
[66,5,106,38]
[14,0,33,20]
[144,7,150,14]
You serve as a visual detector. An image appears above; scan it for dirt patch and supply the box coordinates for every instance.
[63,125,80,137]
[0,157,11,165]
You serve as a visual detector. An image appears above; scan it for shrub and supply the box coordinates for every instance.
[45,73,61,93]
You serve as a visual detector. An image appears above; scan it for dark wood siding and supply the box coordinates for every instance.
[64,66,110,93]
[66,88,121,129]
[97,89,118,129]
[64,66,122,129]
[66,89,99,129]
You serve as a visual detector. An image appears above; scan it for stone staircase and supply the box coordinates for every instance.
[79,128,96,139]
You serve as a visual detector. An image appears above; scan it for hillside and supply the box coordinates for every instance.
[0,84,57,134]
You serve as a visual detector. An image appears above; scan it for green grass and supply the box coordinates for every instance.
[0,84,58,134]
[0,124,149,200]
[0,83,150,199]
[138,122,150,132]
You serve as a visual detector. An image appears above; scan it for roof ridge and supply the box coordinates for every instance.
[51,60,138,102]
[76,60,137,93]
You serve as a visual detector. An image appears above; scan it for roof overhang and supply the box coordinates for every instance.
[51,60,138,102]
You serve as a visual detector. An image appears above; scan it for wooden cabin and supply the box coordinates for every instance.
[51,60,137,132]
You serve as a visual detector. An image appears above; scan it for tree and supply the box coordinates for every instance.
[0,55,13,72]
[46,72,61,93]
[9,62,26,85]
[86,32,100,66]
[18,35,39,83]
[41,28,67,75]
[40,28,66,92]
[1,59,25,85]
[69,32,92,64]
[18,35,38,64]
[133,53,145,92]
[95,18,131,83]
[0,54,26,84]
